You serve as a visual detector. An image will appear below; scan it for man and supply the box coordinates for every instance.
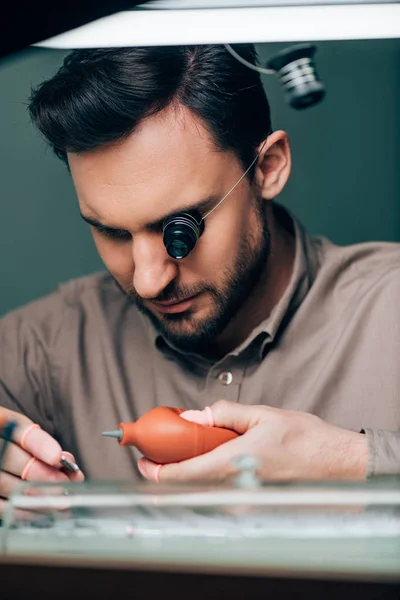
[0,45,399,504]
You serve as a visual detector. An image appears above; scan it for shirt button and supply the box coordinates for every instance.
[218,371,233,385]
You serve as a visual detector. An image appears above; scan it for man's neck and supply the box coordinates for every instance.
[209,205,296,359]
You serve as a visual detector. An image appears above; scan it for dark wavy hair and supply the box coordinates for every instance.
[29,45,271,177]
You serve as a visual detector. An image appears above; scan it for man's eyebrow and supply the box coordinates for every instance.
[80,213,110,230]
[80,196,219,232]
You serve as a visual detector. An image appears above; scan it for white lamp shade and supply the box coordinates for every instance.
[34,3,400,49]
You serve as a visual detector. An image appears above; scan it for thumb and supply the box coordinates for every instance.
[209,400,264,434]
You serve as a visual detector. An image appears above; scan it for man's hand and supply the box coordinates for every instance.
[137,400,368,483]
[0,408,84,512]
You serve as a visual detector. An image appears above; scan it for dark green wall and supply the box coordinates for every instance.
[0,39,399,316]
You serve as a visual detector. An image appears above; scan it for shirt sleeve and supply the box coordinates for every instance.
[0,293,64,437]
[364,429,400,476]
[359,265,400,477]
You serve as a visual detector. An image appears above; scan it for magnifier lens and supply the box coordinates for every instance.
[166,233,193,259]
[163,212,203,259]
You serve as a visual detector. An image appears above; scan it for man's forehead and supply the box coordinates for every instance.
[68,105,218,183]
[68,106,240,227]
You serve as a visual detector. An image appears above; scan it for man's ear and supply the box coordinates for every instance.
[254,131,291,200]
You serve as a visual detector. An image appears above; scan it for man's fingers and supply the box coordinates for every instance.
[2,442,84,481]
[158,447,232,483]
[0,409,62,467]
[0,407,29,425]
[137,458,162,482]
[1,409,85,482]
[181,402,262,434]
[60,451,85,482]
[67,469,85,483]
[22,458,71,483]
[140,434,248,484]
[180,408,213,426]
[11,423,62,467]
[0,466,67,507]
[0,470,25,498]
[2,457,69,485]
[210,400,264,434]
[137,404,261,483]
[1,441,38,477]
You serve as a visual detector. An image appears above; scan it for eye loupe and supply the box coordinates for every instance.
[163,211,204,259]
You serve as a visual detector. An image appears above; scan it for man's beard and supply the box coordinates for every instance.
[120,201,270,354]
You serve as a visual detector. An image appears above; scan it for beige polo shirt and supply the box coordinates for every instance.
[0,208,399,480]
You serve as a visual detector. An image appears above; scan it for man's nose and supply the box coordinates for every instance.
[132,235,178,299]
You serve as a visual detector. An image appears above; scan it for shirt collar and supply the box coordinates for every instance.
[144,203,320,363]
[256,205,320,359]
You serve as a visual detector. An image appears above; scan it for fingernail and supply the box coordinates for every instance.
[180,407,214,427]
[137,458,162,482]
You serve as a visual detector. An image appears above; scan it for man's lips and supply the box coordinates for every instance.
[151,294,199,314]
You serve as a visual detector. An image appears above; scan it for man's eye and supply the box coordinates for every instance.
[97,226,131,241]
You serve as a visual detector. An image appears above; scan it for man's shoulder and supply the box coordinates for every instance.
[317,237,400,308]
[56,271,118,304]
[0,272,125,331]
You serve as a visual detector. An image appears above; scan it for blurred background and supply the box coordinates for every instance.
[0,38,399,316]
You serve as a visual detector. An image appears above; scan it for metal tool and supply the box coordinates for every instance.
[60,454,80,473]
